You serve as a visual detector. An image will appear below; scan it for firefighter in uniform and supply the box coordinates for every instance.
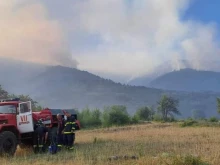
[50,125,58,154]
[71,115,76,145]
[62,112,76,150]
[33,119,48,153]
[56,113,65,151]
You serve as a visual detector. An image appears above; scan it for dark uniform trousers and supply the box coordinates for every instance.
[33,126,46,153]
[57,119,65,149]
[63,119,76,149]
[63,133,73,147]
[57,134,63,148]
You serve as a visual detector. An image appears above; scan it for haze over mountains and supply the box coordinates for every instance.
[128,60,192,85]
[128,60,220,91]
[0,58,220,119]
[148,68,220,92]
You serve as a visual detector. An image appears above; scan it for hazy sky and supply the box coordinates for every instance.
[1,0,220,80]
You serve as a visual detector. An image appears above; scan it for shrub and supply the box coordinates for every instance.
[102,105,131,127]
[131,115,139,124]
[166,117,177,122]
[179,119,197,127]
[78,108,102,128]
[209,117,218,122]
[153,113,163,122]
[134,106,154,121]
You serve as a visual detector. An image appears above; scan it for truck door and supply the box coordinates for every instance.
[16,101,34,133]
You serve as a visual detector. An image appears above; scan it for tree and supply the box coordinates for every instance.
[157,95,180,121]
[0,85,42,111]
[91,108,102,126]
[8,94,42,111]
[217,98,220,113]
[0,85,9,99]
[134,106,154,121]
[102,105,130,127]
[78,107,102,128]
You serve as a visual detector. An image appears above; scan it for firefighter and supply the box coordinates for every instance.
[71,115,76,145]
[50,125,58,154]
[62,112,76,150]
[56,113,65,151]
[33,119,48,153]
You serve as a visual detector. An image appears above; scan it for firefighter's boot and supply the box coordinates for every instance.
[57,144,62,152]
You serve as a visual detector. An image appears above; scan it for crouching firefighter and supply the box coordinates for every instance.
[63,112,76,150]
[33,119,48,153]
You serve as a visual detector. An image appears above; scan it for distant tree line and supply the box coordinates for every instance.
[77,96,220,129]
[76,95,182,128]
[0,85,42,110]
[1,84,220,128]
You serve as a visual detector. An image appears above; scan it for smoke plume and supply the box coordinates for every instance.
[0,0,78,68]
[2,0,219,79]
[68,0,220,78]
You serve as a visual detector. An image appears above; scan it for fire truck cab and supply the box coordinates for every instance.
[0,98,80,156]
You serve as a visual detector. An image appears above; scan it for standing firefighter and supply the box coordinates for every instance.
[56,113,65,151]
[63,112,76,150]
[49,125,58,154]
[71,115,76,145]
[33,119,48,153]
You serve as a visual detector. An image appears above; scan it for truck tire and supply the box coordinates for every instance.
[0,131,17,157]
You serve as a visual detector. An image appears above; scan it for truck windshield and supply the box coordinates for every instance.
[0,105,16,114]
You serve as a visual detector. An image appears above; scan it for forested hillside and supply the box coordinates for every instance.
[0,59,220,118]
[149,68,220,92]
[128,60,192,86]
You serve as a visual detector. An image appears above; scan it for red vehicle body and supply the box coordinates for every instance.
[0,98,80,156]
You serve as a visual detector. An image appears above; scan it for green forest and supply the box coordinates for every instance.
[2,84,220,129]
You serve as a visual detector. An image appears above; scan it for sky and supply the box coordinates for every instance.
[0,0,220,81]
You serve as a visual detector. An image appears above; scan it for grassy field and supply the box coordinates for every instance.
[2,122,220,165]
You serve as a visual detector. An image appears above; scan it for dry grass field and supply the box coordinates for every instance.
[2,122,220,165]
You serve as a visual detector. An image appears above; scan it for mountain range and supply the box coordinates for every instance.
[128,59,220,88]
[0,57,220,118]
[149,68,220,92]
[128,60,192,86]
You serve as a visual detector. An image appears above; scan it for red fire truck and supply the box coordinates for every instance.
[0,98,80,156]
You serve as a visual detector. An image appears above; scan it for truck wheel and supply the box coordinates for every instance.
[0,131,17,157]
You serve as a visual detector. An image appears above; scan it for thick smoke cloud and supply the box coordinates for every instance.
[1,0,219,79]
[69,0,220,78]
[0,0,78,68]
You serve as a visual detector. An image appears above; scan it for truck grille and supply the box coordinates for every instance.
[0,119,8,124]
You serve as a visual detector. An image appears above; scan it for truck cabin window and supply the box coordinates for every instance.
[0,105,16,114]
[20,103,30,113]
